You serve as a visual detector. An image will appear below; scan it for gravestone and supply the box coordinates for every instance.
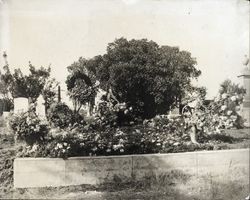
[2,111,10,119]
[14,97,29,114]
[169,107,180,118]
[36,95,46,119]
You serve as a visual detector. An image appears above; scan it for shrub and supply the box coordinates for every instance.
[47,102,85,129]
[209,92,245,129]
[94,99,139,128]
[8,111,49,145]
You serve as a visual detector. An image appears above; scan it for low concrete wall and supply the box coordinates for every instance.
[14,149,249,192]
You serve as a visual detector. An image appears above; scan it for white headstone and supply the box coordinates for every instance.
[2,111,10,119]
[36,95,46,118]
[14,97,29,114]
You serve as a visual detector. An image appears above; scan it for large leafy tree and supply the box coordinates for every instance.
[67,38,201,119]
[86,38,201,118]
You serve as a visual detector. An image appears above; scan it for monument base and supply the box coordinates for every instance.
[241,107,250,128]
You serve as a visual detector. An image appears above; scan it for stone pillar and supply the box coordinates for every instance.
[238,67,250,127]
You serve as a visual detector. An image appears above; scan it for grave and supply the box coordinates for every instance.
[36,95,46,119]
[14,97,29,114]
[238,56,250,127]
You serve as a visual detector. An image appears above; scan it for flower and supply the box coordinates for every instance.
[227,110,233,116]
[221,105,227,111]
[230,96,237,101]
[235,106,241,111]
[92,146,98,152]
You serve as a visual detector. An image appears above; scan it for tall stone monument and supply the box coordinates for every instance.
[238,55,250,127]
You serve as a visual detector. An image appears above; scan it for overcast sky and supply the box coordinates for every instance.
[0,0,249,99]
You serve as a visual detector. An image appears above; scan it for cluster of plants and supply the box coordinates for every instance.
[209,80,245,129]
[46,102,85,129]
[14,112,220,158]
[5,38,247,158]
[8,106,49,145]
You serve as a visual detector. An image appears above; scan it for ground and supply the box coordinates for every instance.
[0,116,249,199]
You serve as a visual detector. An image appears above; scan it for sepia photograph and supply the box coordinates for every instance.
[0,0,249,199]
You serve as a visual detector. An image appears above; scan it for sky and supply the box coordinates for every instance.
[0,0,249,99]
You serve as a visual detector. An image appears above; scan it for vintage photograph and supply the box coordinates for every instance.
[0,0,249,199]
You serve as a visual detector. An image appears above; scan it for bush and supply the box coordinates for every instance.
[209,92,245,129]
[15,114,219,158]
[8,111,49,145]
[93,99,140,128]
[47,102,85,129]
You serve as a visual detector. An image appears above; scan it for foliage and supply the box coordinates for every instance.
[93,99,137,127]
[41,78,59,112]
[69,38,201,119]
[16,114,220,158]
[209,92,245,129]
[0,65,12,99]
[0,63,51,102]
[8,108,49,145]
[219,79,245,96]
[47,102,85,129]
[66,58,97,113]
[0,98,13,112]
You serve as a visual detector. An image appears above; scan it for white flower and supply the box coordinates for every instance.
[221,105,227,111]
[92,146,97,152]
[57,143,63,149]
[119,138,124,143]
[227,110,233,116]
[32,144,38,151]
[230,96,237,101]
[80,142,85,147]
[63,142,68,146]
[235,106,241,111]
[199,122,204,127]
[113,145,119,150]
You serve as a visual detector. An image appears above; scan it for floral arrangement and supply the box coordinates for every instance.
[209,93,244,129]
[8,109,49,145]
[47,102,85,129]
